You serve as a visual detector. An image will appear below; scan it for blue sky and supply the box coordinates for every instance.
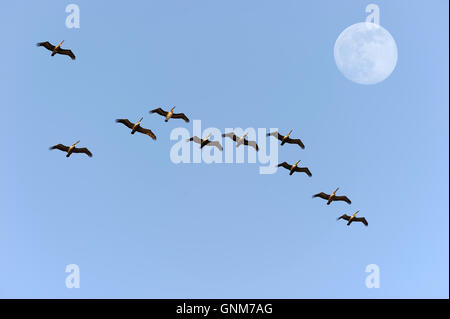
[0,0,448,298]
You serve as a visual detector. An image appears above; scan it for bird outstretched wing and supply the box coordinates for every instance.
[295,167,312,177]
[285,137,305,149]
[222,132,238,141]
[354,217,368,226]
[207,141,223,151]
[57,48,76,60]
[333,195,352,204]
[171,112,190,123]
[313,192,330,200]
[277,162,292,170]
[187,136,202,144]
[136,126,157,140]
[73,147,93,157]
[244,139,259,151]
[37,41,55,51]
[49,144,69,152]
[150,108,168,117]
[116,119,135,129]
[267,131,284,140]
[337,214,351,221]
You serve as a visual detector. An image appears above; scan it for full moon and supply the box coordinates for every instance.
[334,22,398,85]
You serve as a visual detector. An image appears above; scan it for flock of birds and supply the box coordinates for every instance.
[38,40,368,227]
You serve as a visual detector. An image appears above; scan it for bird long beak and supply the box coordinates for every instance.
[74,140,80,145]
[288,129,293,135]
[336,187,339,192]
[138,117,143,123]
[355,210,360,215]
[295,160,301,166]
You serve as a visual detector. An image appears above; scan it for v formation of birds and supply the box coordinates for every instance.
[40,40,368,228]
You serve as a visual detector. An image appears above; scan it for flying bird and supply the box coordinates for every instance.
[150,106,190,123]
[186,133,223,150]
[267,130,304,149]
[222,132,259,151]
[49,140,92,158]
[313,188,351,205]
[116,117,156,140]
[277,160,312,177]
[36,40,76,60]
[337,211,368,226]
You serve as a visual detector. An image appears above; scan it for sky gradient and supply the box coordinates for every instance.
[1,0,448,298]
